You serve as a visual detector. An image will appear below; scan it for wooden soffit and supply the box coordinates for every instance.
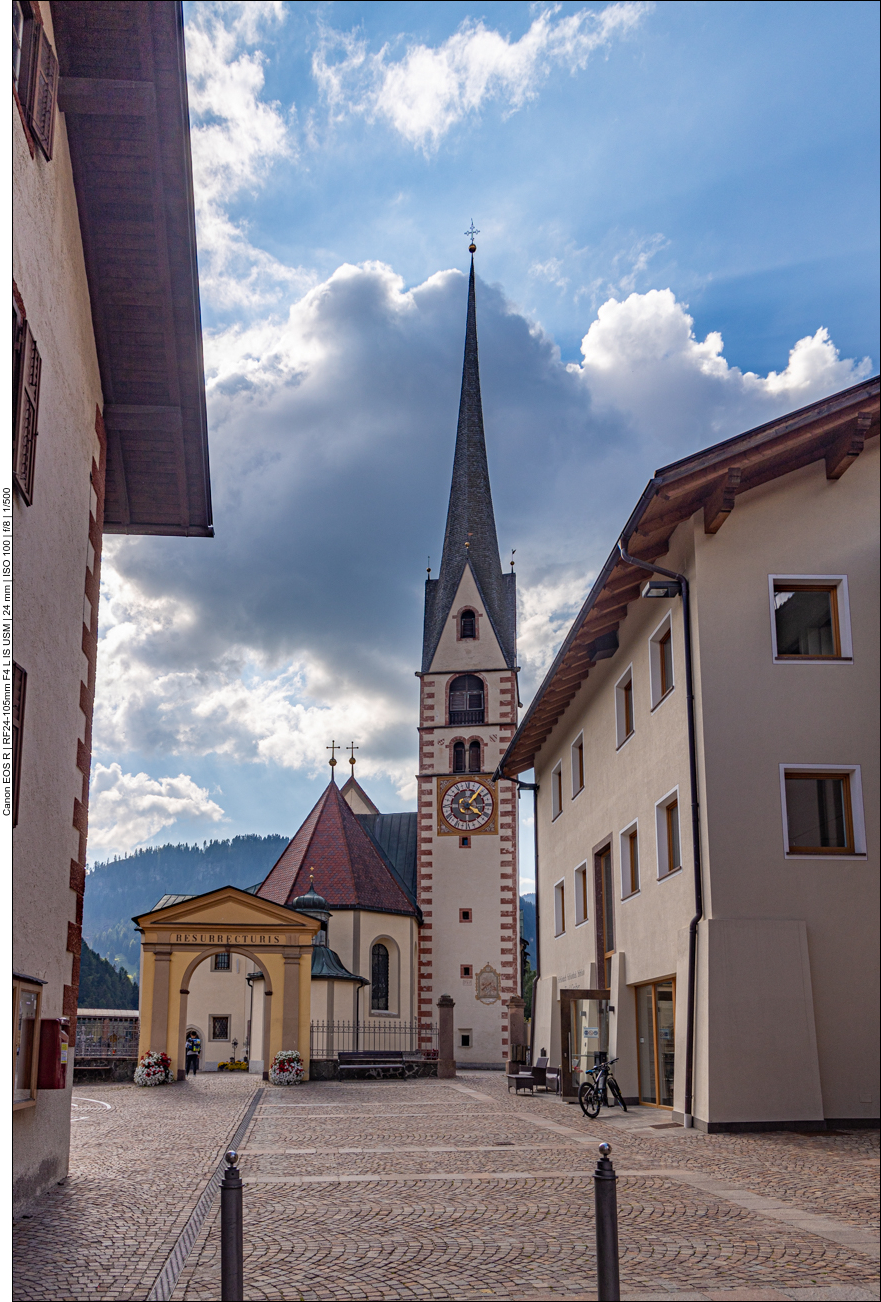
[53,1,213,537]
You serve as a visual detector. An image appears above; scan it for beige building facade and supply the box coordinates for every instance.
[12,1,211,1213]
[498,379,879,1130]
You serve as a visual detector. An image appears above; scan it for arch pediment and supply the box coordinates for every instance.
[134,884,319,946]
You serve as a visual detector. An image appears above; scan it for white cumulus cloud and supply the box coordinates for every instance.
[88,763,225,859]
[314,2,653,150]
[573,288,873,448]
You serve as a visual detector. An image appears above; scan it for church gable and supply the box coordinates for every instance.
[340,775,380,816]
[428,562,508,672]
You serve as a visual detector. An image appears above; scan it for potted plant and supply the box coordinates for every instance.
[134,1050,173,1086]
[269,1049,304,1085]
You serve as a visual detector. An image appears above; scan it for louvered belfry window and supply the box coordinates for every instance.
[371,944,390,1011]
[13,304,41,505]
[14,3,58,160]
[453,742,466,773]
[468,741,481,773]
[460,609,476,638]
[449,675,484,725]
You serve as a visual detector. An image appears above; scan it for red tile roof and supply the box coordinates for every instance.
[257,780,418,916]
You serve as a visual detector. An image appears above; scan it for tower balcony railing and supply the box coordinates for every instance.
[449,709,485,725]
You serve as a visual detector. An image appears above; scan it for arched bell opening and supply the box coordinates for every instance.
[449,674,485,725]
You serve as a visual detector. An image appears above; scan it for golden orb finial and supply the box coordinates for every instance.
[465,220,479,254]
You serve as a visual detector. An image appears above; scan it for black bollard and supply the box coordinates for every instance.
[220,1149,244,1302]
[593,1141,620,1301]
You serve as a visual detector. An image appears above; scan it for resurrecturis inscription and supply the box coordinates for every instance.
[173,932,288,945]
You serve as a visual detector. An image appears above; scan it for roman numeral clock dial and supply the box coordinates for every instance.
[438,777,497,834]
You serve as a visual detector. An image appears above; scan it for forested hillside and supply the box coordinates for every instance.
[78,941,139,1010]
[83,835,289,975]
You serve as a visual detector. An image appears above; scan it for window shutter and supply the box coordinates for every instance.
[27,25,58,160]
[13,319,41,505]
[12,663,27,827]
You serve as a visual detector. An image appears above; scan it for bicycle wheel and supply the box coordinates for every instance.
[578,1081,601,1119]
[608,1077,628,1112]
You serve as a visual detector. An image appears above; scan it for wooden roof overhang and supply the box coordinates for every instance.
[53,1,213,537]
[496,376,880,778]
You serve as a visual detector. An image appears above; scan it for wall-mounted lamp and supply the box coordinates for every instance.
[642,579,681,599]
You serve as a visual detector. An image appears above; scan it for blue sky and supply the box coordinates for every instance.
[91,1,879,883]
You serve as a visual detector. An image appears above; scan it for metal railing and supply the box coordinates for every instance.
[310,1020,438,1059]
[75,1014,139,1058]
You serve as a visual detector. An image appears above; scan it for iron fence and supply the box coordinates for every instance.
[75,1013,139,1058]
[310,1020,438,1060]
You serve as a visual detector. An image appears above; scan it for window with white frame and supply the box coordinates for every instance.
[769,575,852,662]
[571,734,584,797]
[615,666,635,747]
[620,822,640,897]
[554,879,566,935]
[780,765,865,857]
[655,789,682,878]
[551,762,563,819]
[574,863,589,926]
[649,614,674,707]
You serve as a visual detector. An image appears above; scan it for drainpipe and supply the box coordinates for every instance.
[516,779,539,1065]
[617,540,704,1129]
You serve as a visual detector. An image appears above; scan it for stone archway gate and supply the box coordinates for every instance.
[134,886,319,1080]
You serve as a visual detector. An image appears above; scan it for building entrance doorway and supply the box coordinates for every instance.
[559,988,610,1098]
[636,979,675,1107]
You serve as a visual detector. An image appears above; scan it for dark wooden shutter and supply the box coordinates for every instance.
[27,24,58,160]
[13,318,41,504]
[12,663,27,827]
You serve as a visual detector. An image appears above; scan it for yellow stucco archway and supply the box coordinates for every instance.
[134,886,319,1080]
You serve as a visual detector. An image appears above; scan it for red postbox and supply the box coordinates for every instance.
[37,1019,69,1090]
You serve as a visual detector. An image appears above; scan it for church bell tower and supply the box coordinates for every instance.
[417,248,520,1066]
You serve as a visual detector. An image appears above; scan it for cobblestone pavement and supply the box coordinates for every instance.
[12,1074,259,1302]
[11,1071,880,1302]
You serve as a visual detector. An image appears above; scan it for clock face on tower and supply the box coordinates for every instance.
[438,777,496,834]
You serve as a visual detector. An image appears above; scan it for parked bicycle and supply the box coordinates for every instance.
[578,1056,628,1118]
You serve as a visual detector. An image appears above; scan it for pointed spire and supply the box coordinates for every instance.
[440,258,501,580]
[422,256,516,670]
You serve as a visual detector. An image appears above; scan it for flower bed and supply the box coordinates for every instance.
[134,1050,173,1086]
[269,1049,304,1085]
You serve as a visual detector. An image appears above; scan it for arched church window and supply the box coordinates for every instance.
[453,741,466,773]
[371,943,389,1011]
[449,674,484,725]
[460,609,476,639]
[468,740,481,773]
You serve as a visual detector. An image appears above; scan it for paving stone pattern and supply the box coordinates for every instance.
[11,1072,880,1302]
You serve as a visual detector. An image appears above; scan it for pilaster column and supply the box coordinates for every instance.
[150,948,171,1055]
[282,948,301,1051]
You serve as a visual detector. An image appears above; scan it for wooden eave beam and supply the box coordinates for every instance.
[703,466,743,535]
[826,413,873,479]
[654,392,879,498]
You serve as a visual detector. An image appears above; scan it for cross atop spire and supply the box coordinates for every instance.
[421,258,516,671]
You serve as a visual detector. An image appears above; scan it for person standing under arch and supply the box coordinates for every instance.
[185,1029,201,1077]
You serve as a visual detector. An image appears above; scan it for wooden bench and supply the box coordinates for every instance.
[337,1051,411,1079]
